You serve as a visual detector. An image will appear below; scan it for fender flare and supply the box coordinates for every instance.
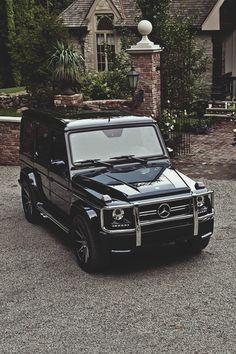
[70,202,100,235]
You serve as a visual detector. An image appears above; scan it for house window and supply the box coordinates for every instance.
[96,14,115,71]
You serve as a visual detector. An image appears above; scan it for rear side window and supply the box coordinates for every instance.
[35,122,50,166]
[20,119,35,157]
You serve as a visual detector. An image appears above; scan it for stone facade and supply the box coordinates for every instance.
[0,118,20,165]
[84,30,96,70]
[0,92,30,109]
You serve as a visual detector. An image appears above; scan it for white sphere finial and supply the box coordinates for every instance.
[126,20,161,52]
[138,20,153,36]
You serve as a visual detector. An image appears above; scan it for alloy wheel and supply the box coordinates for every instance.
[74,221,90,264]
[22,185,33,217]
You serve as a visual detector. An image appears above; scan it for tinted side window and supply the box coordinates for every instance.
[21,120,34,157]
[36,122,50,166]
[51,131,68,164]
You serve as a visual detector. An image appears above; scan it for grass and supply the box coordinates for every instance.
[0,108,21,117]
[0,86,25,94]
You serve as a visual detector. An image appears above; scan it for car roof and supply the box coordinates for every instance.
[23,109,155,131]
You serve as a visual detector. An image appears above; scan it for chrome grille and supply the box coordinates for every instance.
[139,198,192,223]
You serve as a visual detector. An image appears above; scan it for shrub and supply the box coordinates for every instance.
[80,50,131,100]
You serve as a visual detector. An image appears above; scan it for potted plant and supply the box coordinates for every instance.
[50,41,83,95]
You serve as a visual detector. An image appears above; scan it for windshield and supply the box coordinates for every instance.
[69,125,164,164]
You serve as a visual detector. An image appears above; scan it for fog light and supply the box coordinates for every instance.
[112,208,125,221]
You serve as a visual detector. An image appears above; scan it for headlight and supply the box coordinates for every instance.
[196,195,211,214]
[112,208,125,221]
[102,207,135,230]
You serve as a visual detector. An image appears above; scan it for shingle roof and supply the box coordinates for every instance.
[60,0,92,27]
[60,0,219,29]
[171,0,219,28]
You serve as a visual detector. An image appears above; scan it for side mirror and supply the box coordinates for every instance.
[167,147,174,158]
[50,160,67,174]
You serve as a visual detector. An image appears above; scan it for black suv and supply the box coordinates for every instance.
[19,109,214,272]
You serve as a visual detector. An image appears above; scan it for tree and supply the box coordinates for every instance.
[137,0,209,110]
[12,1,68,104]
[0,0,19,87]
[136,0,170,43]
[0,0,72,89]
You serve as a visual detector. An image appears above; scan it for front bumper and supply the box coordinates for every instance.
[100,218,214,253]
[100,191,214,253]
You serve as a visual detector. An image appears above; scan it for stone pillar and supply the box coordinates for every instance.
[126,20,162,117]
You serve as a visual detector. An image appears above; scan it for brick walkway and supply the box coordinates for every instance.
[172,121,236,180]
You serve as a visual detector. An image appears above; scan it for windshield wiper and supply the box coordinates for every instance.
[73,159,112,168]
[110,154,169,165]
[110,155,148,165]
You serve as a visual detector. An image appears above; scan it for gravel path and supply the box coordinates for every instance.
[0,166,235,354]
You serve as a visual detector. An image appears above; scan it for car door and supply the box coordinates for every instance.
[34,121,51,202]
[49,129,71,215]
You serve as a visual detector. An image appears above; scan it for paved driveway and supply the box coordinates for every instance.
[173,121,236,180]
[0,167,235,354]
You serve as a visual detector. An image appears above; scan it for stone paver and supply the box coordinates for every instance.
[172,121,236,180]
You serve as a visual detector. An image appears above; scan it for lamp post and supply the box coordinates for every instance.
[127,65,139,97]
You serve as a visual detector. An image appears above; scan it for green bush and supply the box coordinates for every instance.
[80,50,131,100]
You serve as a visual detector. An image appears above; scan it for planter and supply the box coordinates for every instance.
[54,93,83,107]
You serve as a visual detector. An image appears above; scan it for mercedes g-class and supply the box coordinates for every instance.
[19,109,214,272]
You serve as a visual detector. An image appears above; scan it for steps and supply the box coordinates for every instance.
[204,101,236,120]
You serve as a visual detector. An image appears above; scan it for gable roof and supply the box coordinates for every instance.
[171,0,220,28]
[61,0,219,29]
[60,0,138,28]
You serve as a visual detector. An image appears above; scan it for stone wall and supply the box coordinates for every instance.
[82,99,129,110]
[54,96,130,111]
[0,118,21,165]
[0,92,30,109]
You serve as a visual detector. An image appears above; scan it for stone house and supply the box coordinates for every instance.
[61,0,236,99]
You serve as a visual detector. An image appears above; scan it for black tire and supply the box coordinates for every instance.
[21,181,41,224]
[185,236,210,254]
[72,214,109,273]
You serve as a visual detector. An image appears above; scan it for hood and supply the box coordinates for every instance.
[72,161,191,202]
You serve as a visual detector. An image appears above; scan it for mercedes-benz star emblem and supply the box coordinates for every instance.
[157,203,171,219]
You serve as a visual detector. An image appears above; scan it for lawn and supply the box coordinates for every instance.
[0,86,25,94]
[0,108,21,117]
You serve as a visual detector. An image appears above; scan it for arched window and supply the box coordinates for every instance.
[96,14,115,71]
[97,14,113,30]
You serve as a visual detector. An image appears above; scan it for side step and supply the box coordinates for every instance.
[37,202,70,234]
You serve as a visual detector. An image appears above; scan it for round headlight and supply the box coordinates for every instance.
[197,196,205,208]
[112,208,125,221]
